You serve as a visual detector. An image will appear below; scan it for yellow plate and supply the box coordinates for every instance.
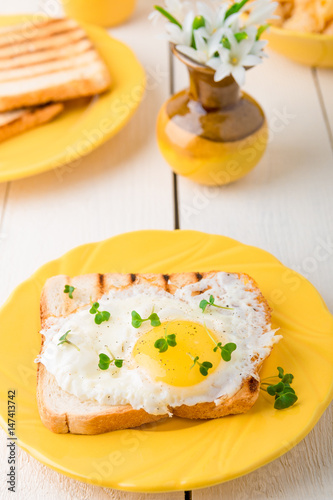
[0,16,145,182]
[267,26,333,67]
[0,230,333,492]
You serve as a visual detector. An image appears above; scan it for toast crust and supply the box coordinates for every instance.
[0,103,63,143]
[37,272,273,434]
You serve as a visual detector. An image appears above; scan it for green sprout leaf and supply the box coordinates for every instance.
[154,338,168,353]
[64,285,75,299]
[131,310,161,328]
[98,352,123,370]
[154,325,177,353]
[204,324,237,362]
[261,366,298,410]
[274,392,298,410]
[154,5,182,28]
[188,354,213,377]
[221,342,237,361]
[89,302,111,325]
[199,295,233,313]
[57,330,80,351]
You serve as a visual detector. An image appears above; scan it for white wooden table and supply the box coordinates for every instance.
[1,1,333,499]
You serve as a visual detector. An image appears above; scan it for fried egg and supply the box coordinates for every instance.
[39,273,280,415]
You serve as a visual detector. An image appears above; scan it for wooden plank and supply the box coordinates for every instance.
[174,51,333,499]
[0,1,181,499]
[315,68,333,152]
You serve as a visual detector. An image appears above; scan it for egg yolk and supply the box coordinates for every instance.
[132,320,222,387]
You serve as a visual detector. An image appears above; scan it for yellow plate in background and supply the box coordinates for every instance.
[0,230,332,492]
[0,16,145,182]
[267,26,333,67]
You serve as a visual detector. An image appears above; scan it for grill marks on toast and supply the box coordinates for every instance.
[0,17,111,111]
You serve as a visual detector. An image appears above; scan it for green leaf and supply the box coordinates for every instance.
[64,285,75,299]
[225,0,249,19]
[154,338,168,353]
[224,343,237,353]
[283,386,295,395]
[154,5,182,29]
[166,334,177,347]
[282,373,294,384]
[199,366,209,376]
[234,32,248,42]
[267,381,285,396]
[149,313,161,327]
[256,24,269,40]
[199,299,209,312]
[201,361,213,369]
[221,343,237,362]
[209,295,215,305]
[114,359,123,368]
[222,36,231,49]
[102,311,111,322]
[277,366,284,379]
[274,392,298,410]
[94,312,103,325]
[98,353,111,370]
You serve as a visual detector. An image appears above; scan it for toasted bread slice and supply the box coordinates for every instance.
[0,18,111,112]
[0,103,63,143]
[37,272,274,434]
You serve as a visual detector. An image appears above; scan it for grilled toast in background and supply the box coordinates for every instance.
[0,17,111,113]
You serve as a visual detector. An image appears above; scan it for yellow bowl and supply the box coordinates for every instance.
[266,26,333,67]
[62,0,137,27]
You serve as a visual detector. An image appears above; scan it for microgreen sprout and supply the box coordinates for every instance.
[213,342,237,361]
[154,323,177,353]
[261,366,298,410]
[64,285,75,299]
[199,295,234,313]
[98,350,123,370]
[187,353,213,377]
[131,310,161,328]
[57,330,80,351]
[89,302,111,325]
[203,323,237,361]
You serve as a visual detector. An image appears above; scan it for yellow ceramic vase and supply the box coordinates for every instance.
[62,0,136,27]
[157,47,268,186]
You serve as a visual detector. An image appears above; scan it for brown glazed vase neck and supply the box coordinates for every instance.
[172,45,240,110]
[188,67,240,110]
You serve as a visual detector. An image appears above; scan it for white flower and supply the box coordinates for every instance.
[165,11,194,45]
[250,38,268,57]
[176,26,225,64]
[211,33,262,86]
[151,0,276,86]
[244,0,278,27]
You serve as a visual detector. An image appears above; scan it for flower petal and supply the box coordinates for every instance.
[231,65,246,86]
